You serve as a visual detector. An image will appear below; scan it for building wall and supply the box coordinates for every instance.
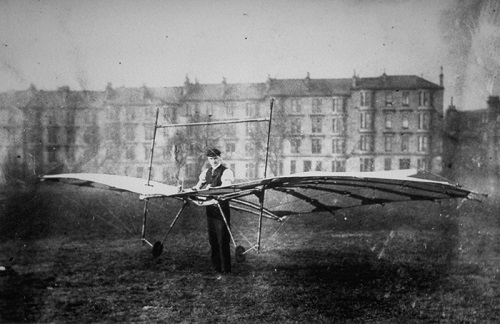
[0,73,445,186]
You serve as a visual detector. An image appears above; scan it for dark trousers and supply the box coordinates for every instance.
[206,204,231,273]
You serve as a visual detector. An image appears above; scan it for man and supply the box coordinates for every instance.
[192,148,234,274]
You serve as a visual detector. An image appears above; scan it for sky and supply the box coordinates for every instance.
[1,0,454,97]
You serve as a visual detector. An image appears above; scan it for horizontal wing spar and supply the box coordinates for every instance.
[40,170,482,219]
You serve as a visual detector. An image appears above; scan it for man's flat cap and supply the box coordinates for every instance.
[206,148,221,157]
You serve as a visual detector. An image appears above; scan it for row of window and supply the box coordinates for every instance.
[290,97,345,114]
[360,90,431,107]
[287,134,429,155]
[47,126,98,144]
[360,157,429,172]
[359,134,429,153]
[290,160,346,173]
[360,111,430,130]
[106,107,158,121]
[47,110,98,126]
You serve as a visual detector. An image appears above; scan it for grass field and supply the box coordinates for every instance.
[1,181,500,323]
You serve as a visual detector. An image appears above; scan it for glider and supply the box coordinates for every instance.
[40,169,481,261]
[40,99,483,261]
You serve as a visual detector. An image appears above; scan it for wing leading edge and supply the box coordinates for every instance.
[41,170,481,220]
[40,173,180,197]
[170,169,481,219]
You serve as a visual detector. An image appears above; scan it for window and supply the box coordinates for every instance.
[418,158,429,170]
[48,112,57,125]
[226,142,236,154]
[291,99,301,113]
[419,91,429,106]
[359,135,374,152]
[418,112,430,130]
[315,161,322,171]
[384,158,392,170]
[418,135,429,152]
[145,128,153,141]
[360,92,368,106]
[246,102,259,117]
[125,126,136,141]
[482,113,488,124]
[402,91,410,106]
[312,99,322,113]
[360,112,373,130]
[205,103,214,116]
[146,108,156,119]
[126,146,135,160]
[246,163,256,179]
[290,160,296,174]
[144,146,150,160]
[332,160,346,172]
[303,160,312,172]
[385,91,393,106]
[333,97,343,113]
[402,113,410,129]
[384,134,393,152]
[291,118,302,134]
[332,138,345,154]
[385,113,393,129]
[48,127,59,144]
[312,117,323,133]
[399,159,411,169]
[136,166,144,178]
[126,108,136,121]
[246,123,254,136]
[225,103,234,117]
[360,158,374,172]
[65,146,75,162]
[332,117,343,133]
[245,142,253,155]
[185,104,192,117]
[312,138,322,154]
[48,147,58,163]
[290,138,301,153]
[401,134,410,152]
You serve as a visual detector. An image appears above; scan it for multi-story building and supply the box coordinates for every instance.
[444,95,500,180]
[0,71,445,187]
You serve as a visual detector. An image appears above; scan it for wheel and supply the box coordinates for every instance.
[235,245,246,263]
[152,241,164,258]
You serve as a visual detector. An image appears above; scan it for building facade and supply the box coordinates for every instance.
[0,72,445,186]
[444,95,500,180]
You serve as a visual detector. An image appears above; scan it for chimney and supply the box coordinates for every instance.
[105,82,115,100]
[142,84,152,101]
[265,74,272,93]
[58,86,70,103]
[183,75,192,96]
[304,72,311,90]
[439,66,444,87]
[487,95,500,116]
[352,70,357,88]
[382,71,388,83]
[221,77,228,96]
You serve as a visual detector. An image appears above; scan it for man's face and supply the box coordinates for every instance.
[207,156,221,168]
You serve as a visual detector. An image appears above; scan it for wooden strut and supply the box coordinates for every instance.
[217,203,238,248]
[257,98,274,252]
[141,107,160,246]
